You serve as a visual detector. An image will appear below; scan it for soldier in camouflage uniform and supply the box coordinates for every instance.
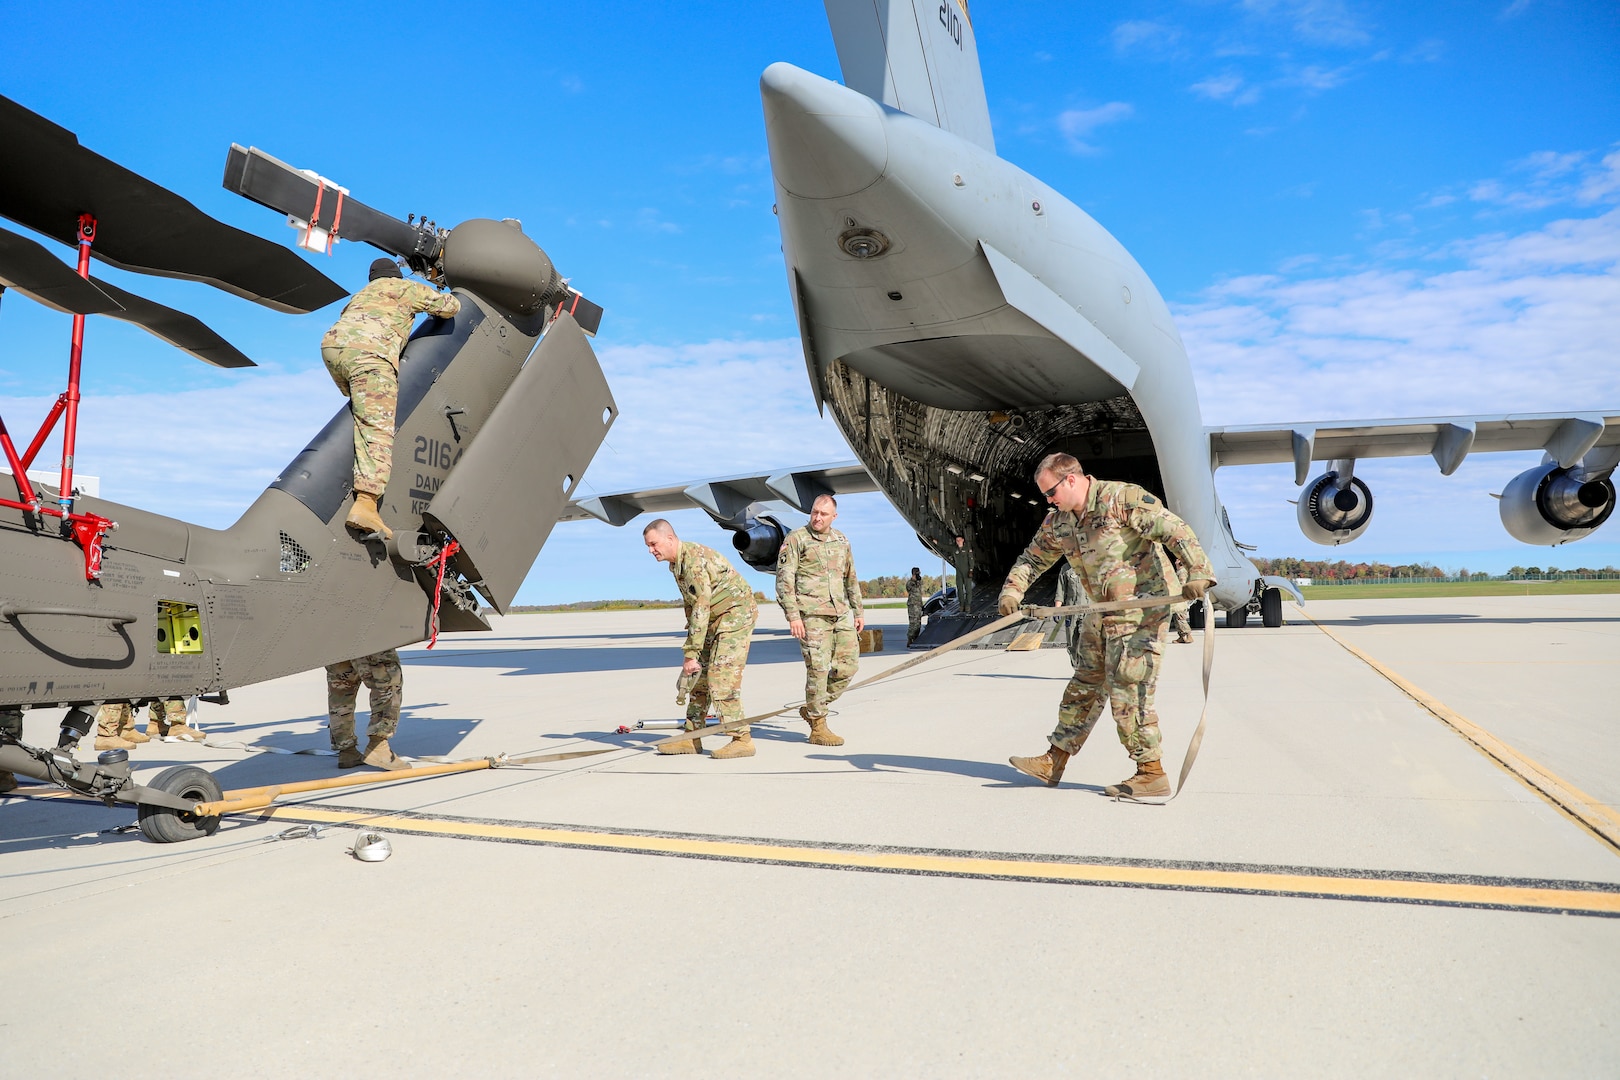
[777,495,863,746]
[321,258,461,541]
[325,649,408,771]
[905,567,925,647]
[94,703,150,750]
[644,519,759,759]
[95,698,205,750]
[1000,453,1214,798]
[145,698,202,738]
[0,707,20,793]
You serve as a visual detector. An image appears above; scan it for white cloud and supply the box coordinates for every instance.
[1177,207,1620,565]
[1112,20,1181,54]
[1457,146,1620,212]
[0,367,334,529]
[1056,102,1134,153]
[1239,0,1371,47]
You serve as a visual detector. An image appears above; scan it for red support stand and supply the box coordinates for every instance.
[57,213,96,518]
[0,212,116,580]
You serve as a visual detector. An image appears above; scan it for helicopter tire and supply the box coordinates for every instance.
[137,765,223,843]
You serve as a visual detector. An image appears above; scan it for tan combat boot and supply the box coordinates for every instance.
[656,735,701,755]
[95,732,136,751]
[1176,631,1194,644]
[163,724,207,742]
[801,706,844,746]
[0,771,17,794]
[345,491,392,541]
[362,736,410,771]
[117,713,150,744]
[656,718,706,755]
[710,729,755,759]
[1104,759,1169,798]
[1009,745,1070,787]
[336,746,365,769]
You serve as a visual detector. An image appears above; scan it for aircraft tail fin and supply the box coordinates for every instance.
[823,0,995,153]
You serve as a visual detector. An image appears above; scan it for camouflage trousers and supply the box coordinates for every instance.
[1170,603,1192,638]
[685,607,756,726]
[95,700,186,737]
[322,346,398,497]
[907,603,923,645]
[1050,613,1168,764]
[147,699,188,733]
[800,612,859,719]
[326,649,403,751]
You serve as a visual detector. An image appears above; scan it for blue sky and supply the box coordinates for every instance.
[2,0,1617,602]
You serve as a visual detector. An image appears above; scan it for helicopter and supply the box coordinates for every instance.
[0,94,617,840]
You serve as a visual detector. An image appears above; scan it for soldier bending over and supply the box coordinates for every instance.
[645,519,759,759]
[999,453,1214,798]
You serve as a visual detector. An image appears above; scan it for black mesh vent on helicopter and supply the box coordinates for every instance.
[278,531,311,574]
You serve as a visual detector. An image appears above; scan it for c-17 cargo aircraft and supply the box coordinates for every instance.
[561,0,1619,635]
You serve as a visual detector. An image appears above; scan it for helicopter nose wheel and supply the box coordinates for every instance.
[137,765,224,843]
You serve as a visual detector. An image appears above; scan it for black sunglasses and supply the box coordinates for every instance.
[1040,475,1070,499]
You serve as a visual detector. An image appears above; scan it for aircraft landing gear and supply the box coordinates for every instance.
[137,766,223,843]
[1260,587,1284,628]
[1225,605,1248,629]
[1187,602,1206,630]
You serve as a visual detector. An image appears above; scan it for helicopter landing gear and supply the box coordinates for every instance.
[137,765,223,843]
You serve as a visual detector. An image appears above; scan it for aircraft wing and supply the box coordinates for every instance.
[1208,411,1620,484]
[559,461,878,526]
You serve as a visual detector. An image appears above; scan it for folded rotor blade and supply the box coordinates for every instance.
[88,277,254,368]
[0,226,253,368]
[0,226,124,315]
[0,94,347,314]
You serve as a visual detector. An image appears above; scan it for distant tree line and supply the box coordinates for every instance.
[861,573,954,598]
[1252,557,1620,581]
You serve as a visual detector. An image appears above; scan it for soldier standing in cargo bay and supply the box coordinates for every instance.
[999,453,1214,798]
[905,566,925,647]
[645,519,759,759]
[777,494,863,747]
[322,258,461,540]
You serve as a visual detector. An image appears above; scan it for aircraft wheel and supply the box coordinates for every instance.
[1260,587,1284,628]
[137,766,223,843]
[1187,602,1206,631]
[1225,605,1249,630]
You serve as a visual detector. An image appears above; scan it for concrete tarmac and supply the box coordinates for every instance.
[2,595,1616,1076]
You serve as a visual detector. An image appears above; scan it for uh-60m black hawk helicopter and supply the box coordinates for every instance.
[0,94,617,841]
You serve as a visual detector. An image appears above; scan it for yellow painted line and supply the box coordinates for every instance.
[1296,607,1620,855]
[262,805,1620,918]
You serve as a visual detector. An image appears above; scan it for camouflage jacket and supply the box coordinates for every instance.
[672,541,757,658]
[320,278,462,365]
[905,575,925,612]
[776,526,862,621]
[1000,479,1214,636]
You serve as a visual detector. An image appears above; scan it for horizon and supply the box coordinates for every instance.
[1,1,1616,603]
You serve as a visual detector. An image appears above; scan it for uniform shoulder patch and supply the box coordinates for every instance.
[1141,494,1158,505]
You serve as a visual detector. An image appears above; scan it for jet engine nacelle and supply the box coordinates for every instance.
[1297,470,1374,545]
[730,514,789,571]
[1499,462,1616,545]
